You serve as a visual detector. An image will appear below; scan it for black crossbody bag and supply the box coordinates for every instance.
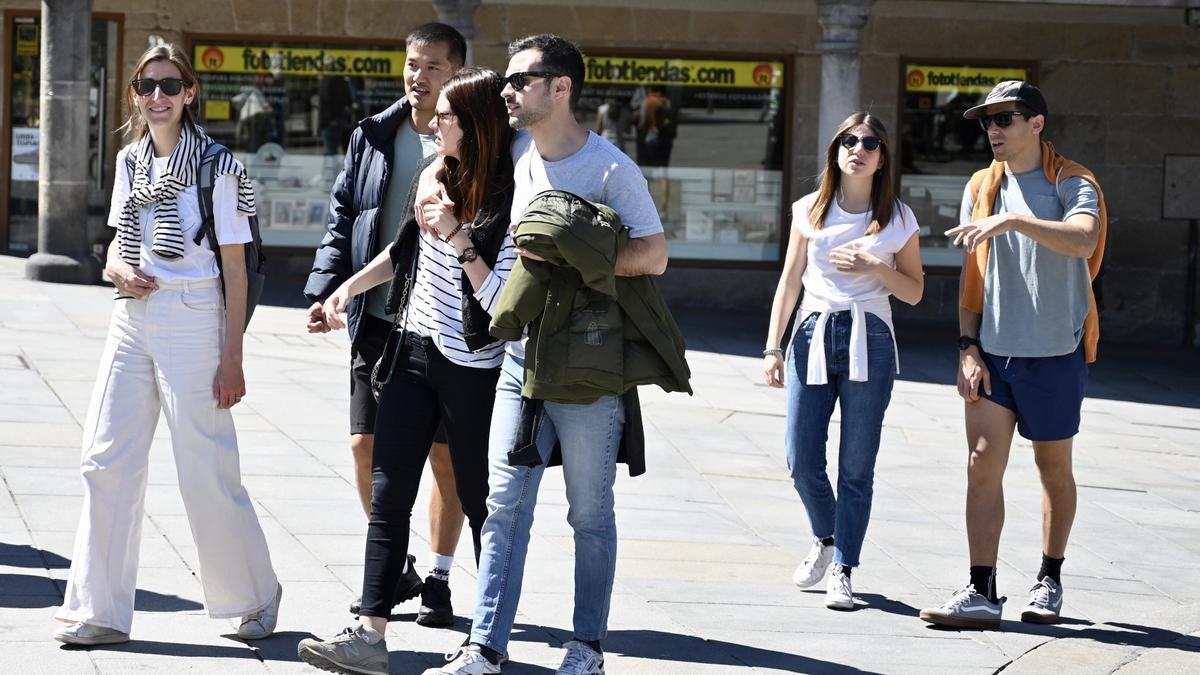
[369,245,420,401]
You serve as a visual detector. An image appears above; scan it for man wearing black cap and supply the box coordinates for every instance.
[919,81,1106,629]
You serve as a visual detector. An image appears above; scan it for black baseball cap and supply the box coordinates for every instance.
[963,80,1048,120]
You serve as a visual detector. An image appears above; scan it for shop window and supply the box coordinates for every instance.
[579,53,788,262]
[3,14,120,254]
[898,62,1033,266]
[192,39,405,247]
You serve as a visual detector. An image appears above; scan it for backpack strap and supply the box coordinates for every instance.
[195,142,228,293]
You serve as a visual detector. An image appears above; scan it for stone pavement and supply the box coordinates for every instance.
[0,253,1198,675]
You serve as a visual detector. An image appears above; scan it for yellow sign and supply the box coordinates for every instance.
[194,44,403,78]
[585,56,783,89]
[205,100,231,121]
[16,25,39,57]
[905,65,1029,94]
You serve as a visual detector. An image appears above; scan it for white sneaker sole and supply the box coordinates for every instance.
[53,631,130,646]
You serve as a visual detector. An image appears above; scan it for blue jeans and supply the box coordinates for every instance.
[469,352,625,653]
[785,311,895,568]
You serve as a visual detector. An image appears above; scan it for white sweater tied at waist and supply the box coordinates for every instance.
[796,293,899,385]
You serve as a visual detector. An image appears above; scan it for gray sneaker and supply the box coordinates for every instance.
[919,585,1003,628]
[1021,577,1063,624]
[297,625,388,675]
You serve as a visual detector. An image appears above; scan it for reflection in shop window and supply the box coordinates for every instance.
[580,54,787,262]
[899,62,1032,266]
[192,40,405,247]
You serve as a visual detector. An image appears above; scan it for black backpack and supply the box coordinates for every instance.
[124,142,266,331]
[195,142,266,332]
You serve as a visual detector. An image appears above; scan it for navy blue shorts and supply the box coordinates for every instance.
[980,343,1088,442]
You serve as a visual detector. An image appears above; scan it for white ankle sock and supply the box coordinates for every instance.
[429,552,453,581]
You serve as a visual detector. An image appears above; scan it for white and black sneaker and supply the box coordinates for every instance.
[556,640,604,675]
[1021,577,1063,624]
[919,584,1003,628]
[422,645,502,674]
[792,538,835,588]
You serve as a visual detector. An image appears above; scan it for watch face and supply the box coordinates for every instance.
[459,247,478,263]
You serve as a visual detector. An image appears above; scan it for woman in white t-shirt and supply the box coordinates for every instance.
[54,44,279,646]
[763,112,924,611]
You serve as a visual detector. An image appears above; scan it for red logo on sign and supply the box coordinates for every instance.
[907,69,925,89]
[201,47,225,70]
[752,64,775,87]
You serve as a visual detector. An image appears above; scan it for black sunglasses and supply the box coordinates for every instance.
[504,71,560,90]
[839,134,882,152]
[130,77,192,97]
[979,110,1031,130]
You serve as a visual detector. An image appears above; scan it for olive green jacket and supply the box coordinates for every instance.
[490,190,692,404]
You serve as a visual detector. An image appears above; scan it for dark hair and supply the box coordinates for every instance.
[1015,102,1047,135]
[120,43,199,141]
[406,22,467,67]
[808,112,898,236]
[507,34,585,108]
[439,68,513,224]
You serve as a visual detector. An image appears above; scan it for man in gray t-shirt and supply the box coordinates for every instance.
[425,34,667,675]
[920,81,1105,631]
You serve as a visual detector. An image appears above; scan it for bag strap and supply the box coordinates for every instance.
[195,142,227,293]
[389,236,421,333]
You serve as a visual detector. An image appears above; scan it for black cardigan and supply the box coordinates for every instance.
[384,153,514,352]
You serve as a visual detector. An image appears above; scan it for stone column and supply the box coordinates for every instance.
[432,0,482,66]
[26,0,98,284]
[815,0,874,159]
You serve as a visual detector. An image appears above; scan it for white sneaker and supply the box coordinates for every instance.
[1021,577,1063,624]
[556,640,604,675]
[423,646,502,675]
[53,622,130,646]
[825,566,854,610]
[238,583,282,640]
[919,584,1003,628]
[792,538,834,588]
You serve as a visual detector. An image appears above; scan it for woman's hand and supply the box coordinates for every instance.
[421,194,459,241]
[322,284,353,330]
[213,355,246,409]
[106,258,158,298]
[829,244,883,275]
[763,353,786,388]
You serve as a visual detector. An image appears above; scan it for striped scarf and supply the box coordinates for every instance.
[115,126,257,278]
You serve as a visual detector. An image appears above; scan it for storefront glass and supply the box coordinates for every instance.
[3,15,120,254]
[579,54,788,262]
[898,62,1033,266]
[192,39,406,247]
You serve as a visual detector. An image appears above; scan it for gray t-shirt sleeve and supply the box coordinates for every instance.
[604,163,664,239]
[1059,176,1100,222]
[959,183,976,226]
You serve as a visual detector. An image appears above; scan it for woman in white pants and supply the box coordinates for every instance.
[53,43,280,646]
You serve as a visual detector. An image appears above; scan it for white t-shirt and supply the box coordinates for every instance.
[107,146,253,281]
[793,192,919,304]
[507,129,664,358]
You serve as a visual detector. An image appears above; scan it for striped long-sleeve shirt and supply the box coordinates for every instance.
[403,229,517,368]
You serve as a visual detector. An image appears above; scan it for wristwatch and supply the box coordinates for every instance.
[958,335,981,351]
[456,247,478,264]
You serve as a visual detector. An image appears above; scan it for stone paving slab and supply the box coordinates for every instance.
[1,255,1199,674]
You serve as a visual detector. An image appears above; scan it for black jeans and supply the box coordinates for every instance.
[359,333,499,618]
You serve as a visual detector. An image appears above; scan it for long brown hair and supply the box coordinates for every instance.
[808,112,897,235]
[439,68,513,223]
[119,43,200,141]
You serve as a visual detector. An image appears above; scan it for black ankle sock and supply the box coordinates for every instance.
[969,566,997,603]
[840,564,852,577]
[1038,554,1064,584]
[578,638,602,654]
[820,536,835,547]
[473,644,503,665]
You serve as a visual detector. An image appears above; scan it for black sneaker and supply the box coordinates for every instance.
[416,576,454,627]
[350,553,425,616]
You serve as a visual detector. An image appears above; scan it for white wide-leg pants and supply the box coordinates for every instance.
[56,278,278,634]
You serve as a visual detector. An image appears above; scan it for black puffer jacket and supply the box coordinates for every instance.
[302,99,413,345]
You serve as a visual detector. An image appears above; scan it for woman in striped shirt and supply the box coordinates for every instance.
[301,68,516,667]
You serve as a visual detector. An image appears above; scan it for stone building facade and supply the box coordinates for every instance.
[2,0,1197,344]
